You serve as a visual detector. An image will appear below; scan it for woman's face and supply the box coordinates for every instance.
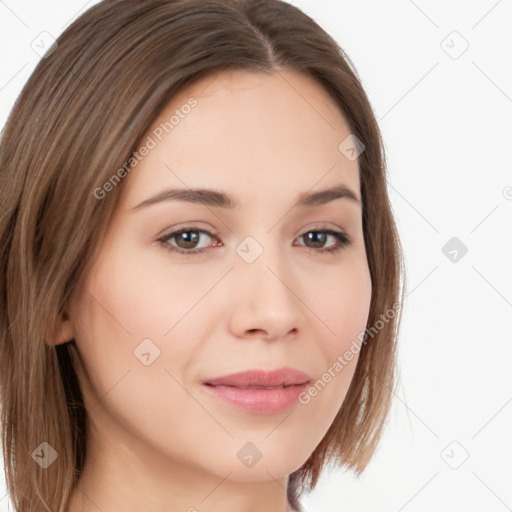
[67,69,372,500]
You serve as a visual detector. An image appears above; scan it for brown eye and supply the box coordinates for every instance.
[158,228,219,255]
[295,229,352,254]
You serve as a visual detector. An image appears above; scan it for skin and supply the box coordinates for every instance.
[56,68,372,512]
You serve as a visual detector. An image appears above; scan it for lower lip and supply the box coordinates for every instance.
[202,383,309,414]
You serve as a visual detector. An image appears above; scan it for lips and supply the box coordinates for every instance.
[202,367,311,388]
[201,367,312,414]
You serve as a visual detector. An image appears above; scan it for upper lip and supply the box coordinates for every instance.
[202,367,311,388]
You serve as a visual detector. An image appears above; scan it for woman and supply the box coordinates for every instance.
[0,0,405,510]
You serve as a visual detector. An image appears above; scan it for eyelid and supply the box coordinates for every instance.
[157,226,221,252]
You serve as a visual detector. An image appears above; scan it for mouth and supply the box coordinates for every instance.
[201,367,311,414]
[202,367,311,388]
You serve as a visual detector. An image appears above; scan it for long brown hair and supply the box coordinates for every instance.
[0,0,405,510]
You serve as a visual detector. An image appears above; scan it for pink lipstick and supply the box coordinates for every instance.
[202,367,311,414]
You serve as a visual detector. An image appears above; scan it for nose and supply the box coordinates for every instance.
[228,246,302,342]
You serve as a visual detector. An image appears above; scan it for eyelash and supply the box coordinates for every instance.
[156,226,353,256]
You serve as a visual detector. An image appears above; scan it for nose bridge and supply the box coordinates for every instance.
[228,229,302,338]
[243,247,291,301]
[236,228,290,295]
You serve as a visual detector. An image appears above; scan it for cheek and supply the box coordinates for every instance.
[299,257,372,410]
[108,246,221,335]
[70,258,204,451]
[70,248,215,402]
[78,246,206,341]
[313,256,372,355]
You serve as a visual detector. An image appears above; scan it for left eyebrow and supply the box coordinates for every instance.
[130,184,362,211]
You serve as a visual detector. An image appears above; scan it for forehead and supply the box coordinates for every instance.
[120,69,360,207]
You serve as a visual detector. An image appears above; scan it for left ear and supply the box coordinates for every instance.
[46,310,75,347]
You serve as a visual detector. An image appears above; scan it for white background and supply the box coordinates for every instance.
[1,1,511,511]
